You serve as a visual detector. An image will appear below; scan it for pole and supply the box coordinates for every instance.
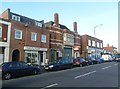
[94,24,102,60]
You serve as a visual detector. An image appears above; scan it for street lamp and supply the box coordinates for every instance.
[94,24,103,60]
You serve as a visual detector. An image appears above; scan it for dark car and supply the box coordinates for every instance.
[88,57,99,65]
[1,61,40,80]
[97,57,104,63]
[78,57,89,66]
[73,58,80,66]
[44,58,73,71]
[114,54,120,62]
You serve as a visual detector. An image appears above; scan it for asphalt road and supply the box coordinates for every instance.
[2,62,119,88]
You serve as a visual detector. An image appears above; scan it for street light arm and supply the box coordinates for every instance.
[94,24,103,29]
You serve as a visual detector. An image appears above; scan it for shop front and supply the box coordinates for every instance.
[63,47,72,59]
[74,46,80,58]
[24,46,48,65]
[88,47,103,59]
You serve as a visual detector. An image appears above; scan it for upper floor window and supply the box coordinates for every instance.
[15,30,22,39]
[0,26,2,38]
[100,43,103,48]
[41,35,46,43]
[35,21,42,27]
[31,32,37,41]
[12,15,20,21]
[88,40,91,46]
[92,41,95,47]
[97,42,99,47]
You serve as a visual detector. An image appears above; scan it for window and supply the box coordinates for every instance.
[0,26,2,38]
[31,32,37,41]
[12,15,20,21]
[92,41,95,47]
[41,35,46,43]
[97,42,99,47]
[88,40,91,46]
[100,43,103,48]
[35,21,42,27]
[15,30,22,39]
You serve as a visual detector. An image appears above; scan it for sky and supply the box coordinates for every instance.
[0,1,118,49]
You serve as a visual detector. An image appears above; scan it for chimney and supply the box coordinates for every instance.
[73,22,77,33]
[54,13,59,27]
[107,44,109,47]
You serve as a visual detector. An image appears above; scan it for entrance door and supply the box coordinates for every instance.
[12,49,20,61]
[40,52,43,65]
[50,49,54,62]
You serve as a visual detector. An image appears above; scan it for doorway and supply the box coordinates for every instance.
[12,49,20,61]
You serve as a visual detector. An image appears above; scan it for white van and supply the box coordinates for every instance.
[102,54,112,62]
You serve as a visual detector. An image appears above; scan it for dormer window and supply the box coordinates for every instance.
[12,15,20,21]
[35,21,42,27]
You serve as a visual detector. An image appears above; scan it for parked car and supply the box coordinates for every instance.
[44,58,73,71]
[73,58,80,66]
[88,57,99,64]
[102,54,113,62]
[97,57,104,63]
[76,57,89,67]
[1,61,40,80]
[114,54,120,62]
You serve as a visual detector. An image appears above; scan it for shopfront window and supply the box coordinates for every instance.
[25,51,38,64]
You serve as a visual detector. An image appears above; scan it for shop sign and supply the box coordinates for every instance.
[74,46,80,50]
[24,46,47,51]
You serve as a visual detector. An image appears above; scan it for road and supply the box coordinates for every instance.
[2,62,119,88]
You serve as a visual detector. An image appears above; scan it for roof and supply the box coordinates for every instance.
[45,21,70,30]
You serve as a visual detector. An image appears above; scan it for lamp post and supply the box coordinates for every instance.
[94,24,102,60]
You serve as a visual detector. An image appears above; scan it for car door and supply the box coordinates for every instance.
[19,62,32,75]
[8,62,22,77]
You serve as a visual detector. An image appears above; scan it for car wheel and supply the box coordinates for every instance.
[4,72,11,80]
[80,64,82,67]
[87,63,89,66]
[32,69,38,75]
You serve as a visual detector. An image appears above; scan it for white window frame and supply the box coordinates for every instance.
[12,15,20,21]
[15,30,22,39]
[92,41,95,47]
[41,35,46,43]
[88,40,91,46]
[31,32,37,41]
[35,21,42,27]
[101,43,103,48]
[97,42,99,48]
[0,26,2,38]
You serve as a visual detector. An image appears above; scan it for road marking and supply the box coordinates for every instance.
[74,71,96,79]
[41,83,58,89]
[102,66,112,70]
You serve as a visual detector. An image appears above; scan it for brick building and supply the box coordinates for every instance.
[0,18,11,64]
[1,9,82,65]
[45,13,81,61]
[103,44,117,55]
[73,22,81,58]
[1,8,50,65]
[81,35,103,59]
